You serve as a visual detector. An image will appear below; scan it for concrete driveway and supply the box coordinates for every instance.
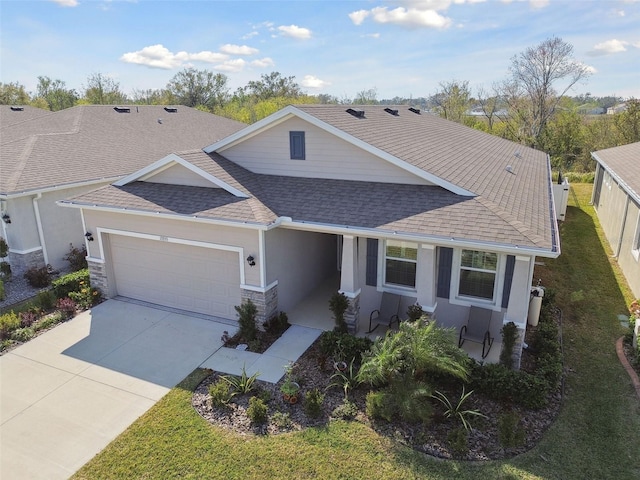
[0,299,233,480]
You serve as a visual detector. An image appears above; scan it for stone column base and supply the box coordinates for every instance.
[8,249,45,272]
[344,293,360,334]
[87,259,109,297]
[240,284,278,327]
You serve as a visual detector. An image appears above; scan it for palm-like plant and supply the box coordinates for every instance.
[431,387,487,431]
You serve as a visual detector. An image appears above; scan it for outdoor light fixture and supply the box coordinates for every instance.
[246,255,256,267]
[2,214,10,224]
[84,231,94,242]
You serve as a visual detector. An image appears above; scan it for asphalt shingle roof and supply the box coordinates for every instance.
[0,105,246,195]
[592,141,640,204]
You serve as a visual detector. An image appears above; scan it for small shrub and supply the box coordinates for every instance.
[447,426,469,454]
[263,311,289,335]
[247,396,268,424]
[365,390,394,422]
[235,299,258,342]
[499,322,518,369]
[209,379,234,408]
[406,303,424,322]
[431,387,486,431]
[331,399,359,420]
[303,388,325,418]
[68,281,101,310]
[0,237,8,258]
[11,327,35,343]
[329,292,350,333]
[318,330,372,363]
[498,410,526,448]
[0,312,20,340]
[34,312,64,331]
[328,358,360,399]
[56,297,77,319]
[24,266,50,288]
[0,261,11,278]
[271,411,292,429]
[52,269,89,299]
[469,362,549,409]
[64,243,88,271]
[36,290,56,311]
[0,279,4,300]
[19,310,39,327]
[221,365,260,395]
[1,339,13,352]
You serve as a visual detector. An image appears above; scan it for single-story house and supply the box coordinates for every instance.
[60,105,561,365]
[591,142,640,298]
[0,105,245,272]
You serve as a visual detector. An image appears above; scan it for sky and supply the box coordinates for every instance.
[1,0,639,101]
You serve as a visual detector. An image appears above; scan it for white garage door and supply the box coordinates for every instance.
[110,235,241,319]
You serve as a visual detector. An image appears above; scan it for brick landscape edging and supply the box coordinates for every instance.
[616,336,640,400]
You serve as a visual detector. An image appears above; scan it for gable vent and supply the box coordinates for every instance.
[164,107,178,113]
[10,106,24,111]
[113,107,131,113]
[408,107,421,115]
[346,108,365,118]
[384,108,399,116]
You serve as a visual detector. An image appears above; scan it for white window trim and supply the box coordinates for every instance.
[449,249,505,310]
[632,212,640,262]
[378,240,418,294]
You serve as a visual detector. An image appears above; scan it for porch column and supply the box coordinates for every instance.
[339,235,361,334]
[416,244,437,313]
[504,255,533,369]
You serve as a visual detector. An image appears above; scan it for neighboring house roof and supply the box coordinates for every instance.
[592,141,640,204]
[0,105,246,196]
[0,105,51,126]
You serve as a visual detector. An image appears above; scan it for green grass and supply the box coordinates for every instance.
[73,184,640,480]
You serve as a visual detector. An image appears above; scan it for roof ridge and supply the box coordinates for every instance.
[6,135,38,192]
[475,196,549,248]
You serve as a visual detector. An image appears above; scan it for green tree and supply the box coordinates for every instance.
[82,73,127,105]
[539,99,584,171]
[0,81,30,105]
[165,68,229,110]
[353,88,378,105]
[241,72,301,101]
[431,80,471,124]
[35,76,78,111]
[614,98,640,144]
[504,37,590,148]
[130,88,173,105]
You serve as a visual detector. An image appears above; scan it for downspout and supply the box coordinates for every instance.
[614,196,630,258]
[33,193,49,265]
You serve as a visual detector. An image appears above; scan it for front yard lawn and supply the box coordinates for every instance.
[73,184,640,480]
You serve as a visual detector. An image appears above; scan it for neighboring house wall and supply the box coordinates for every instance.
[220,117,433,185]
[264,228,337,312]
[4,196,41,270]
[594,169,640,297]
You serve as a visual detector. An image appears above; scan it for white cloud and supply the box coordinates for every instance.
[301,75,331,89]
[364,33,381,38]
[214,59,246,73]
[369,6,452,28]
[50,0,78,6]
[219,44,259,56]
[120,44,228,69]
[278,25,312,39]
[349,9,370,25]
[529,0,550,8]
[588,39,629,56]
[242,31,259,40]
[251,57,275,68]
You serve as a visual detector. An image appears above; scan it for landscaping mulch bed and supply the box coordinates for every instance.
[193,332,562,461]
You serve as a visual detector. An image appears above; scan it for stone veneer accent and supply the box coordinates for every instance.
[511,325,527,370]
[8,249,45,272]
[344,293,360,334]
[240,284,278,326]
[87,258,109,297]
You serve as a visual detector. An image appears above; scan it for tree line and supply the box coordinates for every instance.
[1,37,637,174]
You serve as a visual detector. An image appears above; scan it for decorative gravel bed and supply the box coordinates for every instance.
[192,333,562,461]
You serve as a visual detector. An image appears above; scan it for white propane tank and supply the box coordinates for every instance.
[528,286,545,326]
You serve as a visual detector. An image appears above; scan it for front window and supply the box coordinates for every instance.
[384,240,417,288]
[458,250,497,300]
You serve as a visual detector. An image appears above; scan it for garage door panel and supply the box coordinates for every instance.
[110,235,241,319]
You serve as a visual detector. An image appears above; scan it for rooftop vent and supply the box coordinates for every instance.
[408,107,421,115]
[10,106,24,111]
[164,107,178,113]
[384,108,399,116]
[113,107,131,113]
[346,108,365,118]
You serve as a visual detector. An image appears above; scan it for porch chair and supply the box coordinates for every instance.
[368,292,401,333]
[458,306,494,359]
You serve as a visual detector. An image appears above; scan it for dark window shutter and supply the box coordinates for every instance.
[501,255,516,309]
[366,238,378,286]
[436,247,453,298]
[289,131,305,160]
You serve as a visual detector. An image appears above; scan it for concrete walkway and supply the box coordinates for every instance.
[0,299,233,480]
